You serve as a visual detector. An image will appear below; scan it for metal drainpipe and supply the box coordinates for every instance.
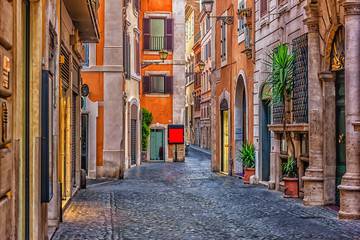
[24,0,30,239]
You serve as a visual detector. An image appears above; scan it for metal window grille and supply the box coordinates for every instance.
[292,34,308,123]
[261,0,268,17]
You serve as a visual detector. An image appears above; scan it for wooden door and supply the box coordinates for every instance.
[221,110,229,173]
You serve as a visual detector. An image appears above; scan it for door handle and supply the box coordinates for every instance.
[338,134,345,144]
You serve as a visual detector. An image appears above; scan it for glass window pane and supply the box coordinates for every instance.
[151,19,164,36]
[151,76,165,93]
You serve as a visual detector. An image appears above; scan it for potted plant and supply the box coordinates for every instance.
[141,108,153,161]
[281,156,298,198]
[265,43,296,155]
[237,141,255,184]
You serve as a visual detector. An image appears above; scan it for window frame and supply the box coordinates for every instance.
[150,75,166,93]
[149,17,166,51]
[238,1,246,36]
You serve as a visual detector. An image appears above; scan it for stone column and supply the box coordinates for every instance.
[102,0,124,178]
[338,1,360,220]
[210,0,219,172]
[319,71,336,205]
[302,4,325,206]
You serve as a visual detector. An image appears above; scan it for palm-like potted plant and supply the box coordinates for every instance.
[265,43,299,195]
[265,43,296,154]
[237,141,255,184]
[281,156,298,198]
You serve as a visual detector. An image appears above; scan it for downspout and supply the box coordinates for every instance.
[252,0,255,65]
[24,0,30,239]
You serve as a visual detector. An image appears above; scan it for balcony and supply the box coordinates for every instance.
[63,0,100,43]
[151,36,165,51]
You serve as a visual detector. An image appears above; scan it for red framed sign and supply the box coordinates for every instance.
[168,124,184,144]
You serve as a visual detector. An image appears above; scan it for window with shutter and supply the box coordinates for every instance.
[143,18,151,51]
[143,76,150,94]
[209,40,211,58]
[165,18,174,51]
[165,76,173,94]
[124,32,131,79]
[206,43,208,61]
[238,1,245,35]
[221,22,227,61]
[135,38,140,75]
[144,17,174,52]
[261,0,268,17]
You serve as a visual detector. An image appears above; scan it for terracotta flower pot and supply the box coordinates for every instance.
[244,168,255,184]
[283,177,299,198]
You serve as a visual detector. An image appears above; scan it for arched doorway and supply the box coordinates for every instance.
[234,75,247,174]
[260,84,271,181]
[220,99,229,174]
[331,27,346,206]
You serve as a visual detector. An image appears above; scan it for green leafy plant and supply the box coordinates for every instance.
[237,141,255,168]
[264,43,295,108]
[281,156,297,178]
[142,108,153,151]
[264,43,296,157]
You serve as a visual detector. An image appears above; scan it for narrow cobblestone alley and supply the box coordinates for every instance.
[53,147,360,240]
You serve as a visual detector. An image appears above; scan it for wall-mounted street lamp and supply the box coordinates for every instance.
[186,61,206,77]
[202,0,235,25]
[199,61,206,71]
[141,49,169,69]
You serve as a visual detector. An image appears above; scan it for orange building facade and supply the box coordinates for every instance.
[140,0,186,162]
[212,0,254,175]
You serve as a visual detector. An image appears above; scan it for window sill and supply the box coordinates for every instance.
[144,50,173,55]
[238,33,245,44]
[260,15,269,28]
[130,73,141,81]
[278,1,289,17]
[221,59,227,68]
[145,93,170,98]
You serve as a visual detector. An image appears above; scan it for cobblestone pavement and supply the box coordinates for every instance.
[53,147,360,240]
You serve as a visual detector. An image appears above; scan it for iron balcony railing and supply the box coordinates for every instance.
[151,36,165,51]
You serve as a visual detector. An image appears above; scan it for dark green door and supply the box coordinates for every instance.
[335,70,346,206]
[150,129,164,160]
[261,100,271,181]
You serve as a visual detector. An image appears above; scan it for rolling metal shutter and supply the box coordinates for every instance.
[131,120,136,165]
[71,93,76,184]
